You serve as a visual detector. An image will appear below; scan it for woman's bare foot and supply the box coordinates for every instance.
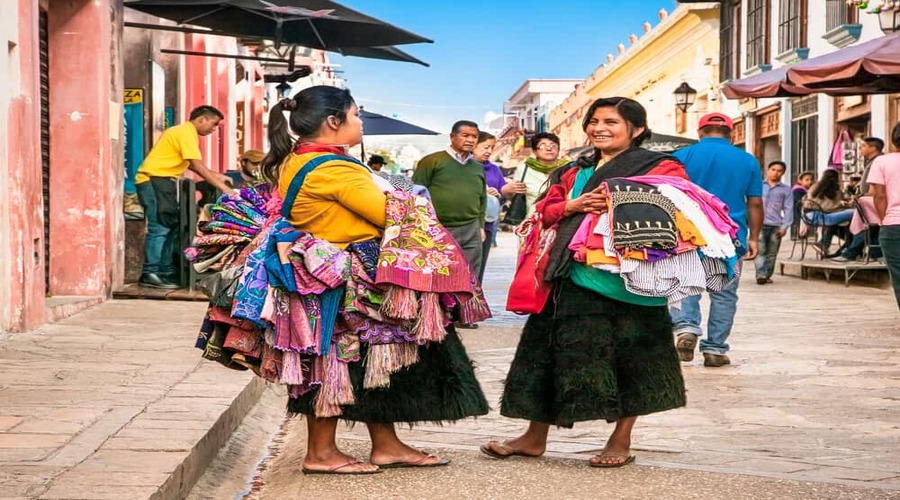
[370,440,446,467]
[302,449,379,474]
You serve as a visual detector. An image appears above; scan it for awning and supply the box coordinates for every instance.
[787,32,900,91]
[124,0,432,49]
[722,66,813,99]
[723,33,900,99]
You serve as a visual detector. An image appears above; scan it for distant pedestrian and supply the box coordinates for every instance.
[413,120,486,328]
[135,105,236,289]
[869,122,900,309]
[367,154,387,172]
[516,132,570,216]
[755,161,793,284]
[668,112,763,367]
[473,132,526,284]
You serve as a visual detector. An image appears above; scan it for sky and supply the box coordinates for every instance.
[329,0,679,134]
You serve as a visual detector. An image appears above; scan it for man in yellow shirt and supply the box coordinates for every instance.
[136,105,236,288]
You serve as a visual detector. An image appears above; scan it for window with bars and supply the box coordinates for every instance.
[826,0,858,30]
[719,0,742,82]
[746,0,770,69]
[778,0,807,54]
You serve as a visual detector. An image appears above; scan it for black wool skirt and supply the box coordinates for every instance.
[500,279,686,428]
[288,326,489,424]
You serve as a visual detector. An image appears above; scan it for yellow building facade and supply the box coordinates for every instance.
[550,3,725,153]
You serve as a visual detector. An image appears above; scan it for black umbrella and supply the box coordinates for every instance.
[358,108,438,162]
[361,109,439,136]
[337,46,429,67]
[124,0,432,49]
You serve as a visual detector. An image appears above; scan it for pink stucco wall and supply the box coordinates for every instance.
[3,0,123,332]
[6,0,46,331]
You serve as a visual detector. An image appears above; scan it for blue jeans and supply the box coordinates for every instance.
[754,225,783,279]
[880,225,900,310]
[668,262,741,355]
[136,181,176,276]
[841,226,882,259]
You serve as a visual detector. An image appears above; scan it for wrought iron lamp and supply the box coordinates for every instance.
[673,82,697,113]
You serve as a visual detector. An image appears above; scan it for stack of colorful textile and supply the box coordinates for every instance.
[184,184,271,273]
[568,175,741,303]
[195,187,490,418]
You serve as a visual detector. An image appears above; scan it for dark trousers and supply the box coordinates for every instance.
[880,225,900,310]
[446,220,483,281]
[754,225,783,279]
[478,229,495,285]
[842,226,882,259]
[136,181,177,276]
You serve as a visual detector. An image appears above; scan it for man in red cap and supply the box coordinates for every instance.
[668,112,764,367]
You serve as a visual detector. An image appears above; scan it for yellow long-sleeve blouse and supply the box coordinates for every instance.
[278,152,387,248]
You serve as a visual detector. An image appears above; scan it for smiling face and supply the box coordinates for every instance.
[473,138,496,163]
[584,106,643,157]
[450,125,479,154]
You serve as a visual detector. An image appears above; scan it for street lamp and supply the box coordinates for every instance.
[673,82,697,113]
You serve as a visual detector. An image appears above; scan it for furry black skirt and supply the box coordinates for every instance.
[500,280,686,428]
[287,326,489,423]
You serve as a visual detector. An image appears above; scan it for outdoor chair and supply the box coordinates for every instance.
[795,199,851,260]
[852,196,882,264]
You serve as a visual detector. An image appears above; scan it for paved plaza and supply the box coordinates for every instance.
[2,232,899,499]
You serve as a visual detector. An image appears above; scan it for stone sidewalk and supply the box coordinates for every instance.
[0,301,261,500]
[335,232,900,492]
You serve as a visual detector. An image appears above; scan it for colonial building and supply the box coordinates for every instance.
[492,79,583,167]
[548,3,723,156]
[691,0,894,180]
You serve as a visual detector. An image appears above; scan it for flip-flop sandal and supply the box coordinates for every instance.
[479,440,542,460]
[301,459,382,475]
[375,453,451,469]
[589,453,636,468]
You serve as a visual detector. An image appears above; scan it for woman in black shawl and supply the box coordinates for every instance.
[481,97,688,468]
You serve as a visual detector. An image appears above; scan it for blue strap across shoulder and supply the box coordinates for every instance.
[281,153,369,218]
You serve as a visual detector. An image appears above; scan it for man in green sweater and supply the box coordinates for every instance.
[413,120,487,328]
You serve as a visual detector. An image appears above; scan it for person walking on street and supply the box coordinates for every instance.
[755,161,793,284]
[413,120,486,329]
[135,105,236,289]
[668,112,763,367]
[869,123,900,309]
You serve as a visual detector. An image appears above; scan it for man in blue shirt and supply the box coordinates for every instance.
[669,113,764,367]
[756,160,793,284]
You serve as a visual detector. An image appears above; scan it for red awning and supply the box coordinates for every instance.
[723,33,900,99]
[722,66,812,99]
[787,32,900,91]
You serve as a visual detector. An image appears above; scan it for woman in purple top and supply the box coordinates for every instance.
[474,132,526,284]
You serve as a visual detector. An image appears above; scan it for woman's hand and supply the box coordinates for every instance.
[501,182,527,197]
[564,191,608,217]
[487,187,501,198]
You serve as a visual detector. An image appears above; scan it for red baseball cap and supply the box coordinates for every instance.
[698,112,734,131]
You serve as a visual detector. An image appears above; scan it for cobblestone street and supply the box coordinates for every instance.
[189,232,900,499]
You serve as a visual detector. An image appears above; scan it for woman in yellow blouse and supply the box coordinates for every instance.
[260,86,487,474]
